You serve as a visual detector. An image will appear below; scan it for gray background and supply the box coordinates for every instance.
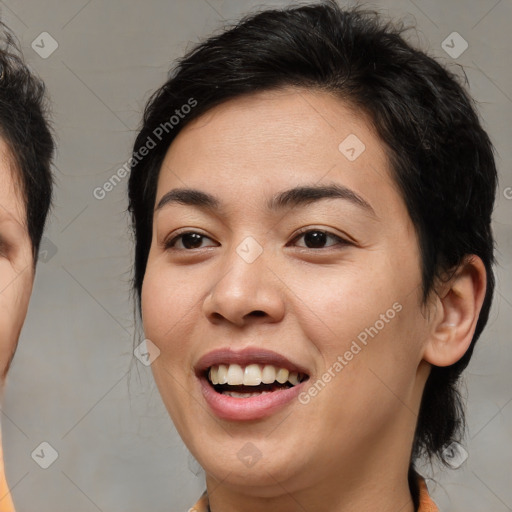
[0,0,510,510]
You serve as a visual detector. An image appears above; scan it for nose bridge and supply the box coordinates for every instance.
[203,234,284,325]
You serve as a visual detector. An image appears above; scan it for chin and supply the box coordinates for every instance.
[196,439,307,490]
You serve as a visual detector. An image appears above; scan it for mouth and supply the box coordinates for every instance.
[196,348,311,421]
[206,363,309,398]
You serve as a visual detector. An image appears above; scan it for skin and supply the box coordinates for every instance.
[141,87,486,512]
[0,138,35,511]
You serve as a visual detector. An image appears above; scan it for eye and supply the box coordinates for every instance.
[289,228,349,249]
[164,231,217,250]
[163,228,350,251]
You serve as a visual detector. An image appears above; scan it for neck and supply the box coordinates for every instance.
[206,451,417,512]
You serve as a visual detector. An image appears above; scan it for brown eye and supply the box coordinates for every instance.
[292,229,348,249]
[165,231,216,250]
[179,233,204,249]
[302,230,328,248]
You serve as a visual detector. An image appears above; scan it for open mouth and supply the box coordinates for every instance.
[206,363,309,398]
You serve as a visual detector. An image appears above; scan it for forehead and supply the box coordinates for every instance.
[0,137,28,228]
[156,87,406,223]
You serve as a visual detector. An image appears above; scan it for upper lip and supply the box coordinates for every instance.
[195,347,310,377]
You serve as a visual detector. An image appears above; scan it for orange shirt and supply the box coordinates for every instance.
[189,475,439,512]
[417,475,440,512]
[0,441,14,512]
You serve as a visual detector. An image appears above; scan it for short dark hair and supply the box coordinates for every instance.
[0,21,54,262]
[128,0,497,467]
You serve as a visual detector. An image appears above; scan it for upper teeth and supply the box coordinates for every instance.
[208,364,303,386]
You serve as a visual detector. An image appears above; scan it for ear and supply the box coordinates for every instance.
[423,255,487,367]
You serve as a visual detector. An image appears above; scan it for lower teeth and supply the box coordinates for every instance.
[222,390,272,398]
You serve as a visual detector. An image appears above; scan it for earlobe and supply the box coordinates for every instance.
[423,255,487,368]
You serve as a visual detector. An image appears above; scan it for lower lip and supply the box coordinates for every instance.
[199,377,306,421]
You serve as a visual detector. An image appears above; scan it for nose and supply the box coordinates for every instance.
[202,243,286,328]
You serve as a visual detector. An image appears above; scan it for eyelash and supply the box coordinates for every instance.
[163,228,350,251]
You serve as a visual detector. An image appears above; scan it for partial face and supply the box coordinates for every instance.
[0,139,34,387]
[141,88,433,495]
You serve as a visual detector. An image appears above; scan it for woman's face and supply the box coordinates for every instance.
[141,88,433,494]
[0,139,34,386]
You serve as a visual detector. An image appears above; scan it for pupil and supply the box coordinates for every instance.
[305,231,326,248]
[183,233,203,249]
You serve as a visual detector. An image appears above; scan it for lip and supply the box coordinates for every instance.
[195,347,310,421]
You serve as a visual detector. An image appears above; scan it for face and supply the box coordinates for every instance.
[141,88,434,496]
[0,138,34,389]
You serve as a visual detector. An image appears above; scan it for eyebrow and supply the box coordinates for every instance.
[155,183,377,218]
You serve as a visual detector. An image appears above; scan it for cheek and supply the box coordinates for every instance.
[292,259,425,408]
[286,261,399,350]
[141,261,210,437]
[0,267,32,377]
[141,260,200,363]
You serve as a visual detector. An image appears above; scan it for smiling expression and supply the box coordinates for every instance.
[141,87,433,494]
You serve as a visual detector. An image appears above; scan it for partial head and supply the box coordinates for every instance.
[128,0,496,495]
[0,22,54,383]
